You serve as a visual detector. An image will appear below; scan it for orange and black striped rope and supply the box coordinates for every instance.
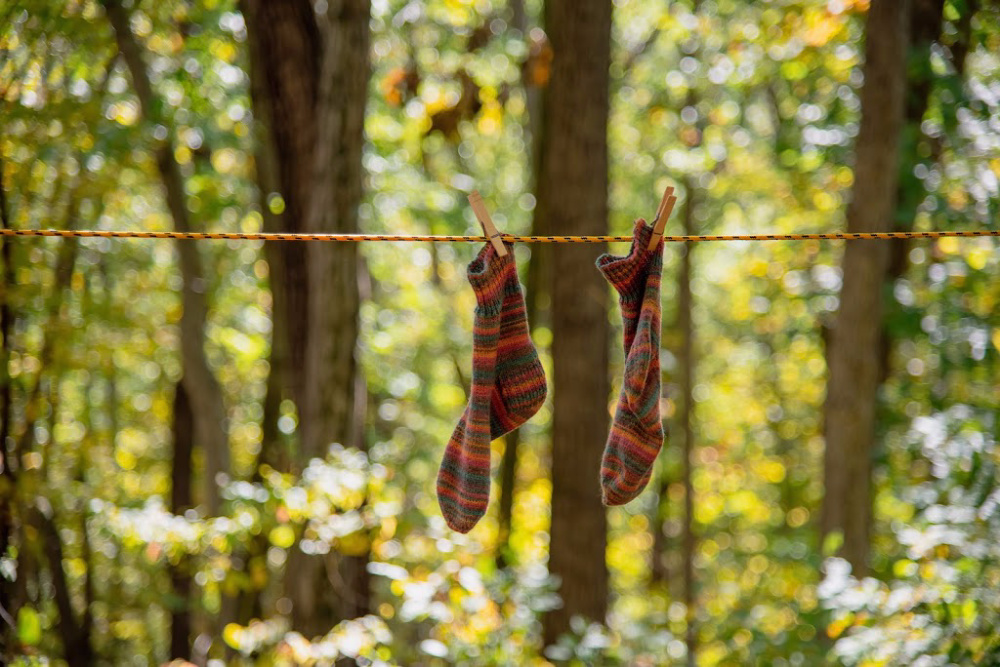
[1,228,999,243]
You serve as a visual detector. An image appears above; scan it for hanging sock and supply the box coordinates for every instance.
[596,220,665,505]
[489,251,547,439]
[438,242,546,533]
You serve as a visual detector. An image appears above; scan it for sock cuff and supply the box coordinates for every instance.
[468,242,516,313]
[596,220,661,300]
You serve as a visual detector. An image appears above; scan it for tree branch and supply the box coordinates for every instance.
[103,0,230,514]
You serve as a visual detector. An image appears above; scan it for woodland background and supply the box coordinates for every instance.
[2,0,1000,665]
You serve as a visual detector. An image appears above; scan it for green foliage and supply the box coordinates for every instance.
[822,408,1000,665]
[16,607,41,647]
[1,0,999,664]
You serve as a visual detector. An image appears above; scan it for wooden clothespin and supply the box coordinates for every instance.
[648,185,678,251]
[468,191,507,257]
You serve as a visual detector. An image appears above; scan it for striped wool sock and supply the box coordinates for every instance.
[438,242,546,532]
[489,256,547,439]
[596,220,665,505]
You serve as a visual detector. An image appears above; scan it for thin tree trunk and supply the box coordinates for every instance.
[677,184,697,667]
[22,191,91,665]
[78,279,98,661]
[651,0,704,594]
[885,0,946,290]
[540,0,612,646]
[675,8,707,653]
[495,265,542,567]
[103,0,230,515]
[169,382,195,660]
[822,0,911,576]
[0,151,18,654]
[496,0,547,569]
[650,471,671,587]
[78,493,93,661]
[0,155,12,472]
[34,507,93,666]
[18,190,81,459]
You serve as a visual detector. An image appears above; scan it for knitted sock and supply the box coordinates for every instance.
[438,242,546,532]
[596,220,665,505]
[489,259,547,439]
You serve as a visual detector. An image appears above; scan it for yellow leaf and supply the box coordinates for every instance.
[938,236,959,254]
[268,525,295,549]
[222,623,243,649]
[174,145,192,165]
[967,247,988,270]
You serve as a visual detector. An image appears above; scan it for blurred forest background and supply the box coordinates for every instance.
[2,0,1000,664]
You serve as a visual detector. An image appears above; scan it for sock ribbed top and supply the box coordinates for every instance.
[597,220,662,303]
[468,242,516,313]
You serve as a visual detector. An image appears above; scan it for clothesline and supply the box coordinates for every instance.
[3,228,999,243]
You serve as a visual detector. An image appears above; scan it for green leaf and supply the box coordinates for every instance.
[822,531,844,558]
[17,607,41,646]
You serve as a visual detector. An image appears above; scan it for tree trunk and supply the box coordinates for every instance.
[18,183,81,458]
[103,0,230,516]
[34,507,94,667]
[301,0,370,629]
[822,0,911,576]
[650,472,671,588]
[496,253,544,568]
[300,1,368,460]
[540,0,612,646]
[169,382,194,660]
[239,0,321,428]
[496,0,548,569]
[676,183,698,666]
[652,0,705,605]
[242,0,371,636]
[238,4,293,625]
[0,153,19,656]
[885,0,946,289]
[243,0,294,475]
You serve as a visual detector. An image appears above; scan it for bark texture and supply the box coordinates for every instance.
[242,0,371,636]
[300,0,368,461]
[244,0,293,474]
[678,184,697,666]
[540,0,612,645]
[169,382,194,660]
[822,0,912,576]
[241,0,368,461]
[241,0,318,424]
